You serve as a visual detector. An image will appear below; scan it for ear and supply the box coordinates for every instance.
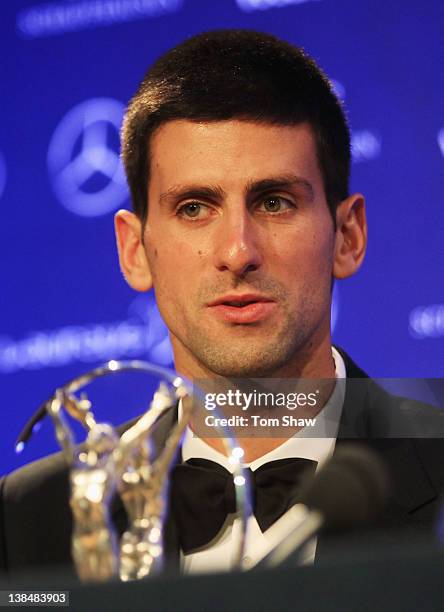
[114,210,153,291]
[333,193,367,279]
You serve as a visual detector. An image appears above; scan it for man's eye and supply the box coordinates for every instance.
[177,202,206,219]
[259,196,294,213]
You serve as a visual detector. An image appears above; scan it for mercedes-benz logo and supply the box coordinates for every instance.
[47,98,128,217]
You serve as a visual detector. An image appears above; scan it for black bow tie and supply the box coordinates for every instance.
[170,457,316,553]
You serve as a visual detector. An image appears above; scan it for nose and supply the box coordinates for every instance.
[213,208,262,277]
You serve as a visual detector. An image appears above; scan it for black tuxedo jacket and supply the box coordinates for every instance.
[1,351,444,578]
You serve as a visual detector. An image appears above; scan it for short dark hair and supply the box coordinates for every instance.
[121,29,350,226]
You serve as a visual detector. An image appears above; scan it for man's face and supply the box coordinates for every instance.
[142,119,339,378]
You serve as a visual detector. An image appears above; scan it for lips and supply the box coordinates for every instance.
[207,294,276,324]
[208,294,272,307]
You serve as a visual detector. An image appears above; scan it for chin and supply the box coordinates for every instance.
[198,348,292,379]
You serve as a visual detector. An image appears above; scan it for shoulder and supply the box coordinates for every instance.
[0,451,72,574]
[0,406,178,574]
[2,451,69,505]
[337,346,444,436]
[337,347,444,497]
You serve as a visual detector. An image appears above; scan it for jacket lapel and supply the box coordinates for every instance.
[335,349,437,518]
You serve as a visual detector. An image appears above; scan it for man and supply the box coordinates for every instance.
[115,28,365,464]
[1,30,443,578]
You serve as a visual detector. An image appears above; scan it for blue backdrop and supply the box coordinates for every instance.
[1,0,443,475]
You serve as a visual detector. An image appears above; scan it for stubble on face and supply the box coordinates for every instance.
[144,119,336,380]
[153,270,332,379]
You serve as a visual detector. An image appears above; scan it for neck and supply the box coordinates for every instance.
[180,342,337,463]
[173,333,336,381]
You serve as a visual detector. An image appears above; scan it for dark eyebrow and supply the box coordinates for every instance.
[158,174,314,205]
[159,184,225,204]
[245,174,314,202]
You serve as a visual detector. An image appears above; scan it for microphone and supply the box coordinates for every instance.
[255,444,390,569]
